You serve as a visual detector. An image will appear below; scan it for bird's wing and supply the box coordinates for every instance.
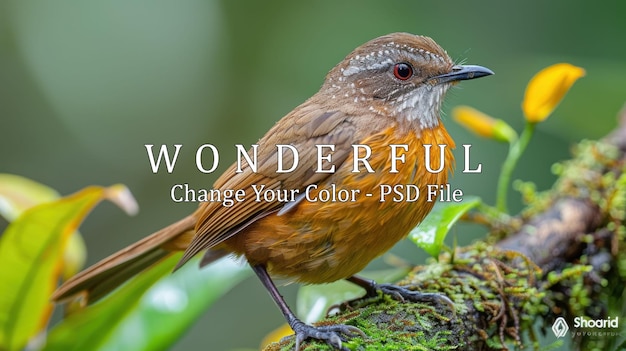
[176,102,357,268]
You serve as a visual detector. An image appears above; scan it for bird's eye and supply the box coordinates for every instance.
[393,63,413,80]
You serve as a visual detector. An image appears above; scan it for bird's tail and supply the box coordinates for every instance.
[52,215,196,304]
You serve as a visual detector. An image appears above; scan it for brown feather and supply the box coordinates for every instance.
[176,105,356,267]
[52,215,195,303]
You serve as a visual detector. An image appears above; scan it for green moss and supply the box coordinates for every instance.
[265,244,550,351]
[513,179,553,218]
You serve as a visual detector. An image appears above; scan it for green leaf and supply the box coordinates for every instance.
[296,268,410,324]
[0,185,135,351]
[44,255,178,351]
[0,174,88,281]
[45,256,251,351]
[408,196,481,259]
[0,173,60,221]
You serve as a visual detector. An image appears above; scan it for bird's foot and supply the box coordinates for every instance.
[290,319,365,351]
[375,283,455,313]
[337,277,456,316]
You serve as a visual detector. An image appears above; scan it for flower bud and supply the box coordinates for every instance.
[522,63,585,123]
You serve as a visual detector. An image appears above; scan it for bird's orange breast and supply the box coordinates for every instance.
[224,123,455,284]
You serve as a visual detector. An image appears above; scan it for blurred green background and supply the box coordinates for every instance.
[1,1,624,350]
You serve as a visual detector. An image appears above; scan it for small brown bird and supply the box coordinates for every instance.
[53,33,493,350]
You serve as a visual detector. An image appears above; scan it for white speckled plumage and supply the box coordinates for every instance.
[322,33,455,133]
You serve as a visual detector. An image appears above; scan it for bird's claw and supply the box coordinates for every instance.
[291,320,365,351]
[376,283,455,314]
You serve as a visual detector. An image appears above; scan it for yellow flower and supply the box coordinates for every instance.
[522,63,585,123]
[453,106,517,143]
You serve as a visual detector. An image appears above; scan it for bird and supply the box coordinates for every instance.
[52,32,493,350]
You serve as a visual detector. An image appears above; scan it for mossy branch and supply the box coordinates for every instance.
[265,105,626,351]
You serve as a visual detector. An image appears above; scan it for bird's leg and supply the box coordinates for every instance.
[252,265,365,351]
[346,275,455,313]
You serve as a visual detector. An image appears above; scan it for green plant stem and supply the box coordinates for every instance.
[496,122,536,213]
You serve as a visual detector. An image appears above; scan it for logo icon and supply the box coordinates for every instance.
[552,317,569,338]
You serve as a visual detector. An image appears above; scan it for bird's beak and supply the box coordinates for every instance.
[431,65,494,85]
